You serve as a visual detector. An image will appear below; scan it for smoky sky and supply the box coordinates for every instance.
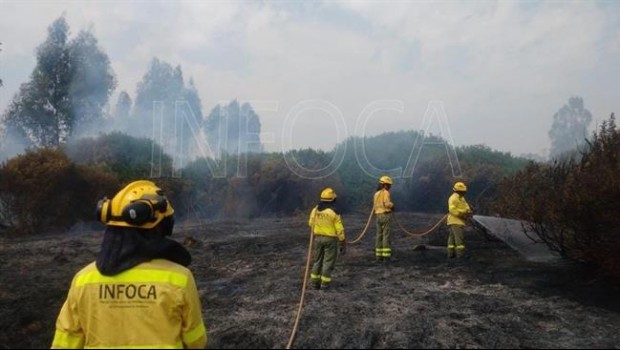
[1,1,619,157]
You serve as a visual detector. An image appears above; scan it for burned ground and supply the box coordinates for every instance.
[1,213,620,349]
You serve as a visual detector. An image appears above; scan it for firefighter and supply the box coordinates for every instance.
[447,181,473,259]
[309,188,346,290]
[374,176,394,262]
[51,180,207,349]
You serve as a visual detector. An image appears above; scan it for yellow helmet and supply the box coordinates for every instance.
[379,176,393,185]
[453,182,467,192]
[96,180,174,229]
[320,188,337,202]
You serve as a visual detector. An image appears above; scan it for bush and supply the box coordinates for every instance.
[174,133,528,219]
[0,148,119,234]
[177,153,344,219]
[64,131,172,182]
[494,114,620,280]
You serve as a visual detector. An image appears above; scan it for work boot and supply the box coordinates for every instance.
[311,280,321,290]
[375,256,384,262]
[321,283,330,291]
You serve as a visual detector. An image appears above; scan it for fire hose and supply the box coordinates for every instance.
[345,208,374,244]
[346,209,447,244]
[285,223,314,349]
[393,213,447,238]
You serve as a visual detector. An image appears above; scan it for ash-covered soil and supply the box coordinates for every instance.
[1,212,620,349]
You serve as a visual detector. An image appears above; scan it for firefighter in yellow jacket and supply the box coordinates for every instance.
[374,176,394,261]
[309,188,346,290]
[51,180,207,349]
[447,181,473,259]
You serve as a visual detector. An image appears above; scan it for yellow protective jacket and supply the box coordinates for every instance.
[447,192,472,226]
[52,259,207,349]
[373,189,394,214]
[309,206,345,242]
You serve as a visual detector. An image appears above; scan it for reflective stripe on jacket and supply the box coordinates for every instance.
[447,192,471,226]
[373,189,394,214]
[309,207,345,242]
[52,259,207,349]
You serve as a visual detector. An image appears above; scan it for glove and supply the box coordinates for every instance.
[461,210,473,219]
[339,241,346,255]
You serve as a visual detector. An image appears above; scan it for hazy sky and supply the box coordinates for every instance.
[1,1,619,156]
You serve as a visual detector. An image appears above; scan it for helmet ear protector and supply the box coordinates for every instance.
[96,197,112,223]
[96,192,170,228]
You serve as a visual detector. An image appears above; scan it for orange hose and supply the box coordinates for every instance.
[346,208,374,244]
[286,219,315,349]
[394,213,447,238]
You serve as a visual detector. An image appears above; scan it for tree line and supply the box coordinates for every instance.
[0,129,529,235]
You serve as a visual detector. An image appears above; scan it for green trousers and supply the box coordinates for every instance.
[375,213,392,259]
[447,225,465,258]
[310,235,338,286]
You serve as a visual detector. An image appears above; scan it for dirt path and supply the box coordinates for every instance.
[1,213,620,348]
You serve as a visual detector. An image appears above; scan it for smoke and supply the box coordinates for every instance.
[0,124,32,161]
[204,100,263,159]
[548,96,593,159]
